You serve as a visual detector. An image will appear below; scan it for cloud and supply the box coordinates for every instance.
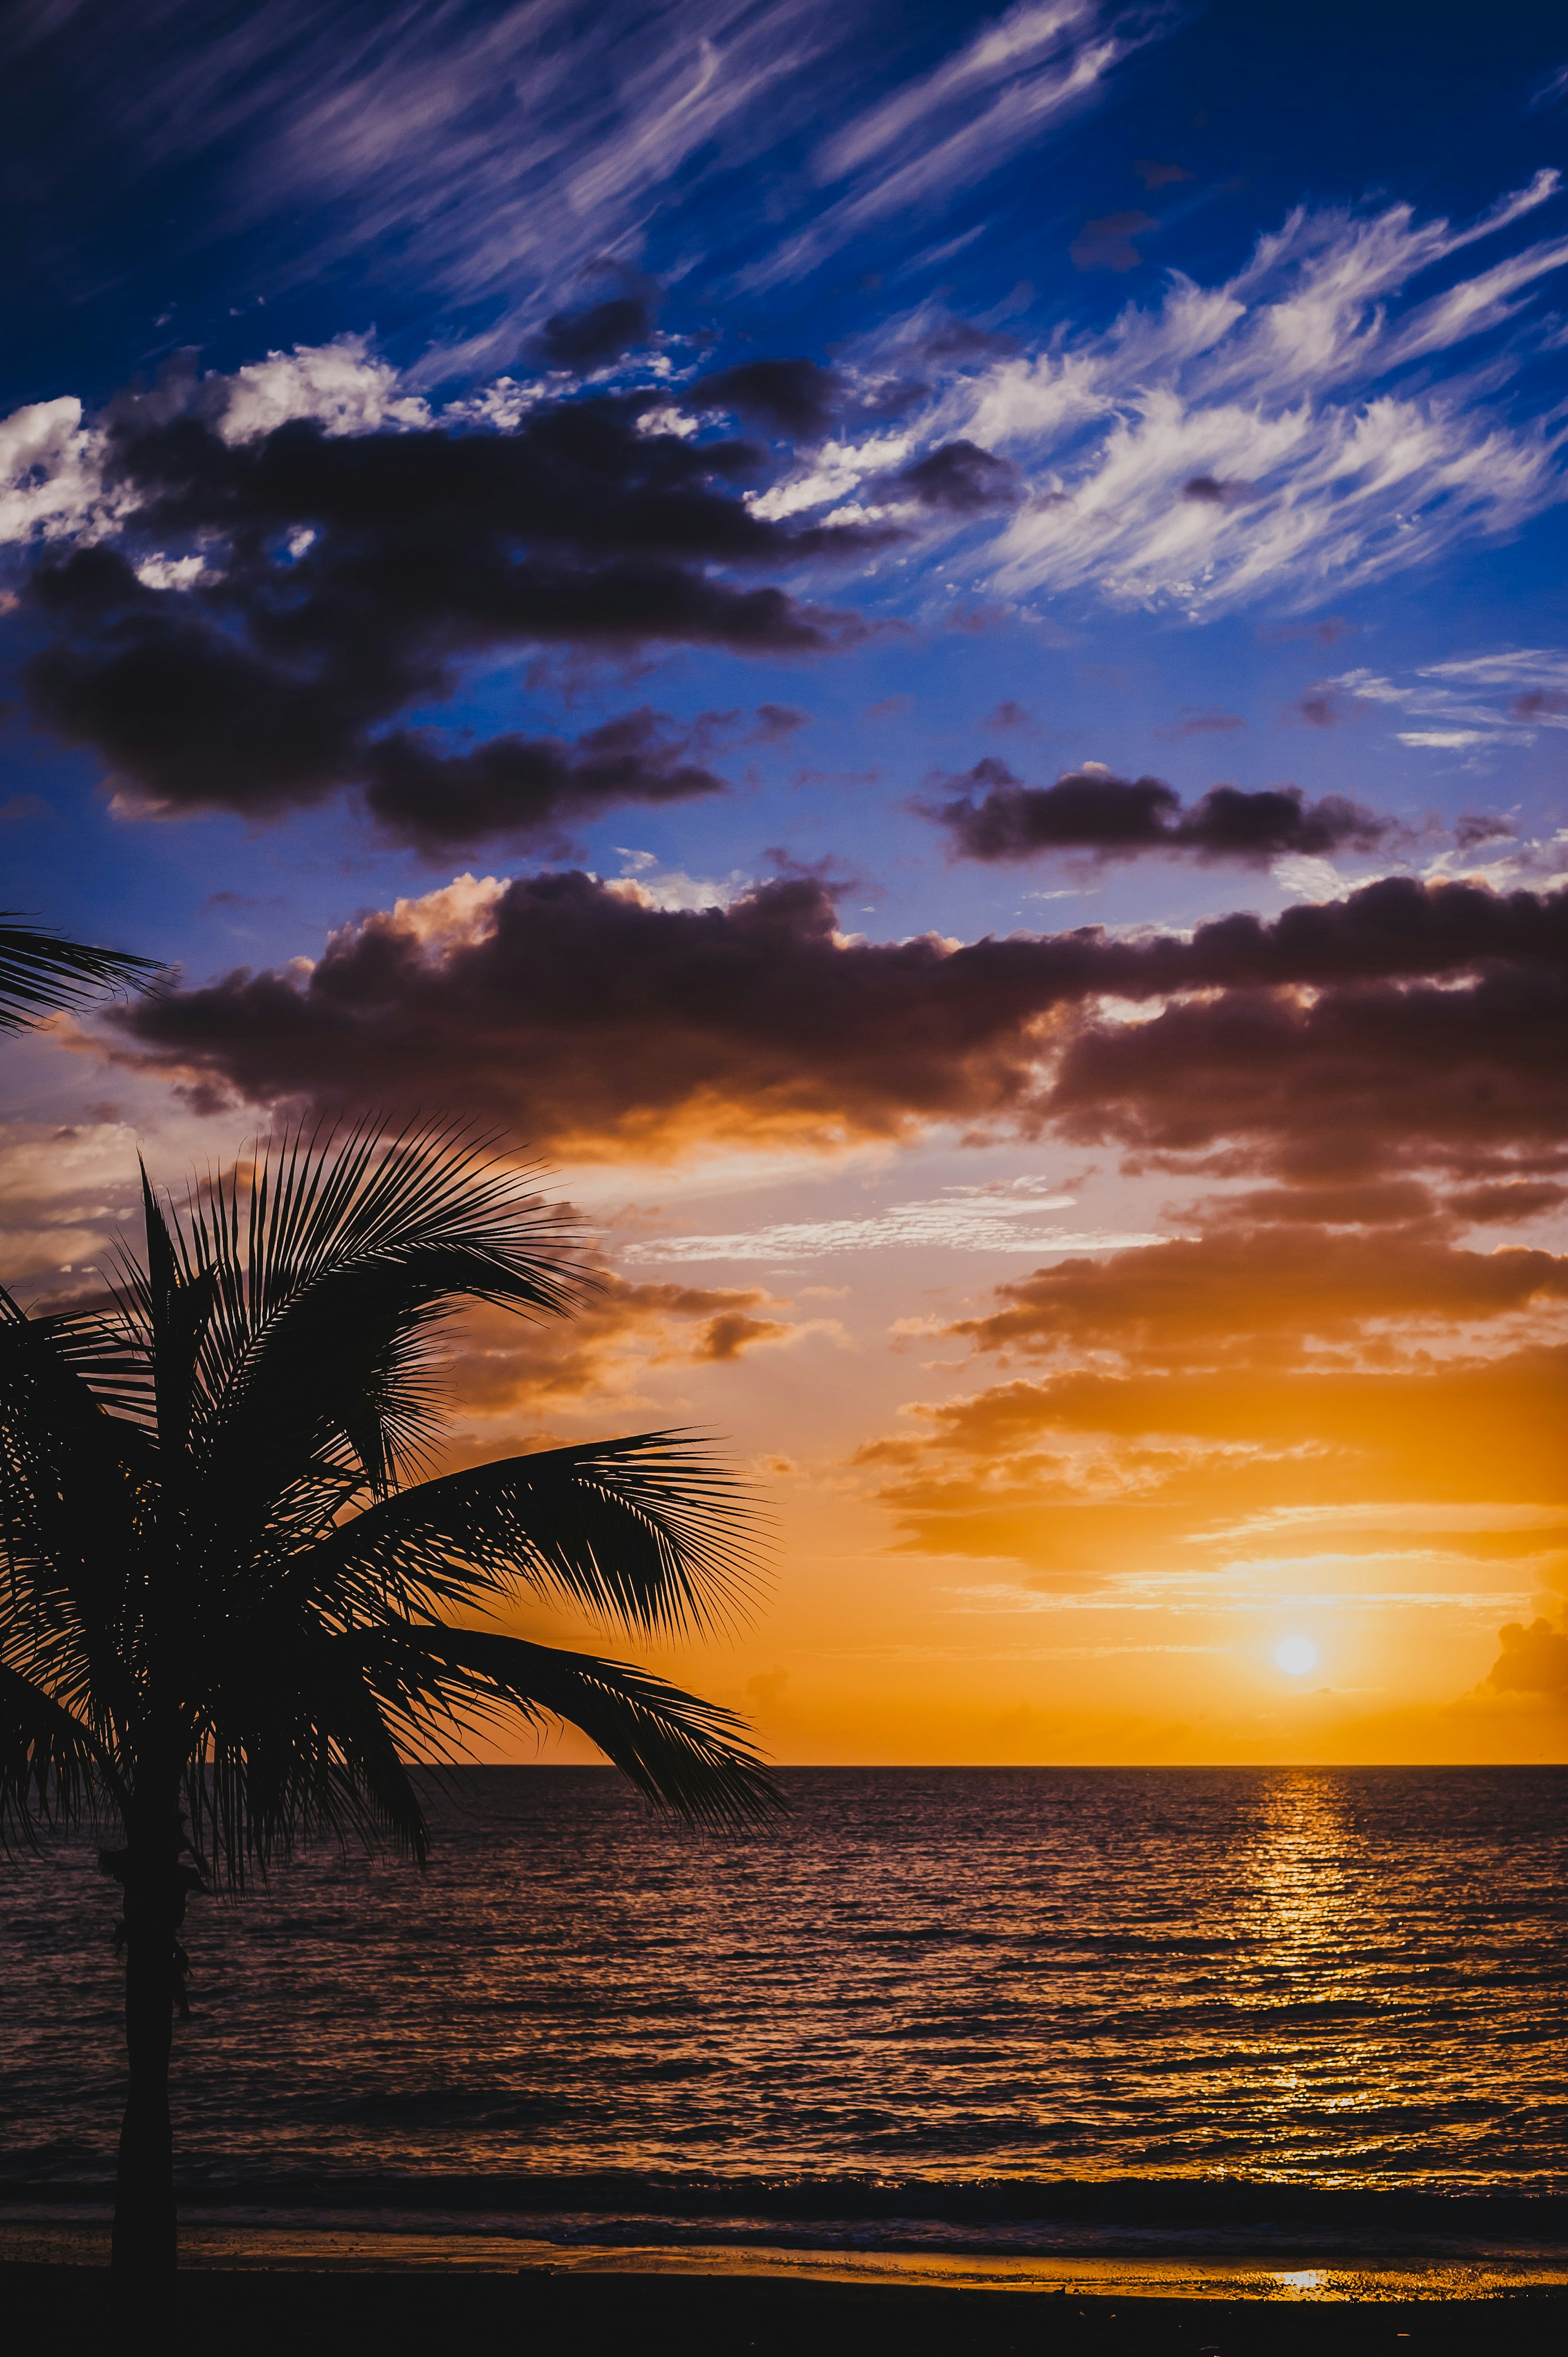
[1329,648,1568,753]
[699,1307,796,1359]
[895,439,1024,512]
[358,708,728,856]
[0,1116,146,1287]
[1485,1618,1568,1698]
[539,289,658,370]
[442,1275,802,1414]
[1294,685,1360,728]
[104,867,1103,1155]
[746,1,1145,292]
[214,334,431,443]
[686,360,845,440]
[858,1343,1568,1573]
[1447,1179,1568,1225]
[944,1222,1568,1367]
[1180,474,1260,507]
[98,869,1568,1170]
[6,2,1159,374]
[843,1184,1568,1603]
[1044,958,1568,1182]
[925,761,1394,865]
[624,1176,1157,1262]
[776,174,1568,613]
[17,389,877,823]
[1070,210,1157,272]
[749,702,808,741]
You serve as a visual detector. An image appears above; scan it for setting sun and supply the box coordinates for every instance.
[1276,1637,1320,1678]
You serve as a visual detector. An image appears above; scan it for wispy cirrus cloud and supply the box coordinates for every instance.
[768,174,1568,613]
[1334,648,1568,750]
[739,0,1143,292]
[623,1175,1160,1262]
[4,1,1156,375]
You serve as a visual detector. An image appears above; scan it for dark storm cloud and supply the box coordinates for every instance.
[104,871,1568,1166]
[109,870,1093,1153]
[22,397,883,823]
[539,293,658,368]
[685,360,845,440]
[1044,964,1568,1182]
[359,708,727,856]
[895,440,1024,513]
[926,761,1393,866]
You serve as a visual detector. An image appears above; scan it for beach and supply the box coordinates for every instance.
[9,2265,1568,2357]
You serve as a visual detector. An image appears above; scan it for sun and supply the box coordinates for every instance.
[1275,1636,1318,1676]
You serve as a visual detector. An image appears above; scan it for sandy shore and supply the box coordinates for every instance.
[6,2266,1566,2355]
[5,2214,1567,2292]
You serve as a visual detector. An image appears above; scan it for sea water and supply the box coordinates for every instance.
[3,1768,1565,2270]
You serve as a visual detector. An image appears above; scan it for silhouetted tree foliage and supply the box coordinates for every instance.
[0,912,162,1030]
[0,1119,780,2274]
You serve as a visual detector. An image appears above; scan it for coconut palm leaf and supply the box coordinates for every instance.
[0,1661,122,1847]
[361,1623,781,1826]
[156,1118,587,1510]
[304,1432,761,1635]
[0,914,162,1031]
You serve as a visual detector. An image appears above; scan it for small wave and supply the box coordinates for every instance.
[4,2172,1565,2246]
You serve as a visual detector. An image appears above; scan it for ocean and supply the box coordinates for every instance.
[3,1768,1566,2280]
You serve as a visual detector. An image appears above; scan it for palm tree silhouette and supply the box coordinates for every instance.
[0,912,162,1030]
[0,1120,779,2276]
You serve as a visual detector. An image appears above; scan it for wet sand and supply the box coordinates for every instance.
[7,2266,1566,2356]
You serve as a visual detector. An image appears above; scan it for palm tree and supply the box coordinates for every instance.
[0,1120,779,2277]
[0,912,162,1029]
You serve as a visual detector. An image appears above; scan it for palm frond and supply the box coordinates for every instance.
[0,1284,156,1430]
[0,1299,153,1730]
[309,1432,763,1637]
[0,915,162,1032]
[362,1623,785,1827]
[194,1626,431,1885]
[152,1118,589,1508]
[0,1662,123,1849]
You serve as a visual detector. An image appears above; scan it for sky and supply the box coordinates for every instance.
[2,0,1567,1766]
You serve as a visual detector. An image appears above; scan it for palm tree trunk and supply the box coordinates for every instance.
[111,1843,180,2273]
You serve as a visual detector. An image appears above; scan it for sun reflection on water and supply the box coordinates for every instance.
[1251,1772,1360,1954]
[1235,1773,1393,2160]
